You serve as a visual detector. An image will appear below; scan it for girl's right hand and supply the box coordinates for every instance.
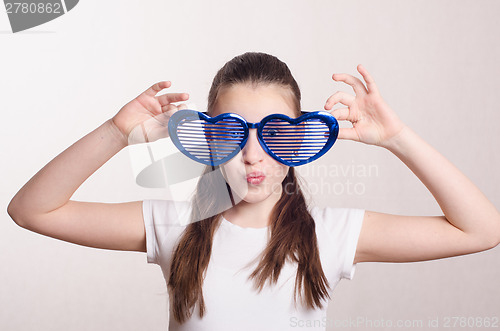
[111,81,189,145]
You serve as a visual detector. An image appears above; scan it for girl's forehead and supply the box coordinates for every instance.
[212,84,297,122]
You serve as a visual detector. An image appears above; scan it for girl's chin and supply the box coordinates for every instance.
[240,196,271,204]
[226,179,283,203]
[236,188,282,204]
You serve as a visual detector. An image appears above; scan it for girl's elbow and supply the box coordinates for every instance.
[483,235,500,251]
[482,218,500,250]
[7,197,28,228]
[467,218,500,252]
[492,225,500,249]
[8,200,21,226]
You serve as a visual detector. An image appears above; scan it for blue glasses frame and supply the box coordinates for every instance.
[168,110,339,167]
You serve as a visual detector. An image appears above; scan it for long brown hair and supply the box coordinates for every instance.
[168,52,330,323]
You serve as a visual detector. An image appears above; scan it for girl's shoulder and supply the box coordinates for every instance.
[308,203,365,237]
[143,199,192,227]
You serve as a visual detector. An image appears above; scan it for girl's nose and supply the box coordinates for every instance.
[242,129,265,165]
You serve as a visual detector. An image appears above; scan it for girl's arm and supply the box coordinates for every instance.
[324,66,500,263]
[8,82,188,252]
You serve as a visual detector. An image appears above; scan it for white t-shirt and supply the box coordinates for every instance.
[143,199,365,331]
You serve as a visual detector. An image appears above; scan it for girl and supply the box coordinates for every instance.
[8,52,500,330]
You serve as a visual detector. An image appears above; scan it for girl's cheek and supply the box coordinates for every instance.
[270,163,289,178]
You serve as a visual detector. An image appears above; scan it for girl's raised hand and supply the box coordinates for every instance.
[324,65,406,148]
[111,81,189,145]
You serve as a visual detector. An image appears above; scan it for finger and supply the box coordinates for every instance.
[138,114,171,142]
[329,107,350,121]
[177,103,188,110]
[324,91,355,110]
[143,81,172,97]
[161,104,178,113]
[156,93,190,106]
[357,64,379,94]
[338,128,360,141]
[332,73,368,96]
[149,111,171,126]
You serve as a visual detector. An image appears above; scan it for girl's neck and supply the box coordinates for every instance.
[223,191,281,229]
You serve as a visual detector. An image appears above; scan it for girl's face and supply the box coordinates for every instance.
[211,83,297,204]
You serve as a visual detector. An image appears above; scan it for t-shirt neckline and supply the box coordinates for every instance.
[221,216,269,233]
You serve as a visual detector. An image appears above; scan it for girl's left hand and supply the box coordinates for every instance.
[324,64,406,148]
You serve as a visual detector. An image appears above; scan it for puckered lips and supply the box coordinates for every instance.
[246,171,266,185]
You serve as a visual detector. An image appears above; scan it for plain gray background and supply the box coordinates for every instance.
[1,1,499,330]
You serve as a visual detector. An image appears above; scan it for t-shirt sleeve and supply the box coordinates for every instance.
[312,207,365,281]
[142,199,192,265]
[142,200,159,264]
[340,209,365,280]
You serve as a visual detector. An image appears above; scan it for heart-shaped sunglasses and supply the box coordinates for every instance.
[167,110,339,167]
